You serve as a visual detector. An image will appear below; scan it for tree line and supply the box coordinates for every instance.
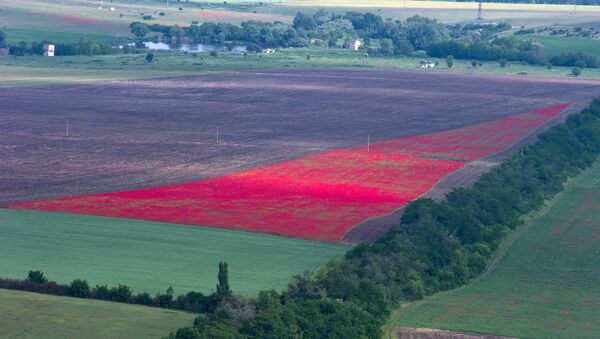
[166,99,600,338]
[427,37,599,68]
[0,263,232,314]
[131,11,450,55]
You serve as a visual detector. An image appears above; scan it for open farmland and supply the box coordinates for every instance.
[0,209,347,295]
[390,158,600,339]
[3,70,600,241]
[0,288,195,339]
[11,103,572,242]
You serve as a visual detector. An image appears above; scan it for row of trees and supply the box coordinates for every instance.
[169,98,600,338]
[427,37,599,68]
[131,11,449,55]
[6,39,123,56]
[0,263,232,314]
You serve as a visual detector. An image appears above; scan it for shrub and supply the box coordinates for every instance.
[446,55,454,68]
[27,270,47,284]
[572,67,581,77]
[69,279,91,298]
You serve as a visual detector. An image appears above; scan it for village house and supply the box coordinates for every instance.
[346,39,363,51]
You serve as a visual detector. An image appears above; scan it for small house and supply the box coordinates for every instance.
[0,48,8,57]
[43,44,55,57]
[347,39,363,51]
[263,48,276,54]
[419,60,436,69]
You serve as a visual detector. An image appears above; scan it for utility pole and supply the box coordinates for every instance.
[477,2,483,20]
[216,128,219,145]
[65,119,70,137]
[367,135,370,153]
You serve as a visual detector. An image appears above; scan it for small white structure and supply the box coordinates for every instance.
[263,48,276,54]
[347,39,363,51]
[419,60,436,69]
[43,44,55,57]
[110,7,116,11]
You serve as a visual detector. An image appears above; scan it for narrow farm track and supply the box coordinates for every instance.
[11,103,573,242]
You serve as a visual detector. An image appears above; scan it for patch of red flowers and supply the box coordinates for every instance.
[361,103,571,161]
[11,103,571,242]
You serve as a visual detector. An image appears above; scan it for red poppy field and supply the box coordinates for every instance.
[10,103,570,242]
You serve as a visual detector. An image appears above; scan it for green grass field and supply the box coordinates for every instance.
[524,35,600,58]
[2,47,599,87]
[387,159,600,338]
[0,209,347,296]
[0,288,195,339]
[2,27,118,44]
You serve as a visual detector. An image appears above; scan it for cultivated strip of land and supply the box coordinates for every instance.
[0,288,195,339]
[389,158,600,338]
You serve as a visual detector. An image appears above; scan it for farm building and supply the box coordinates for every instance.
[263,48,276,54]
[0,48,8,57]
[347,39,363,51]
[419,61,436,69]
[43,44,55,57]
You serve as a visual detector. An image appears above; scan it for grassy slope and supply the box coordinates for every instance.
[0,209,347,296]
[388,159,600,338]
[2,47,600,87]
[0,288,195,339]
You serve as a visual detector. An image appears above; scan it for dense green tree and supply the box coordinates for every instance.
[68,279,90,298]
[27,270,47,284]
[216,262,231,300]
[130,22,150,38]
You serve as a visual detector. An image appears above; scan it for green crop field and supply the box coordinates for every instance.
[387,159,600,338]
[524,35,600,58]
[0,288,195,339]
[0,209,347,296]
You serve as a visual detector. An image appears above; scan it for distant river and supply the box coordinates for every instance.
[143,42,247,53]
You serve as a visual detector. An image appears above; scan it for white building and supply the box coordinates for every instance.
[43,44,55,57]
[347,39,363,51]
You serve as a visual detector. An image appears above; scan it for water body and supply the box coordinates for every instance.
[143,42,247,53]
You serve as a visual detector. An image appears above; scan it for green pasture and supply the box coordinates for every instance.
[1,47,600,87]
[0,209,347,296]
[0,288,195,339]
[387,159,600,338]
[2,27,118,44]
[524,35,600,58]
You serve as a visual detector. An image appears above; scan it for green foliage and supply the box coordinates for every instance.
[0,30,7,49]
[216,262,231,301]
[427,37,546,65]
[146,52,155,63]
[130,22,150,38]
[446,55,454,68]
[550,52,599,68]
[572,67,582,77]
[68,279,90,298]
[27,270,47,284]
